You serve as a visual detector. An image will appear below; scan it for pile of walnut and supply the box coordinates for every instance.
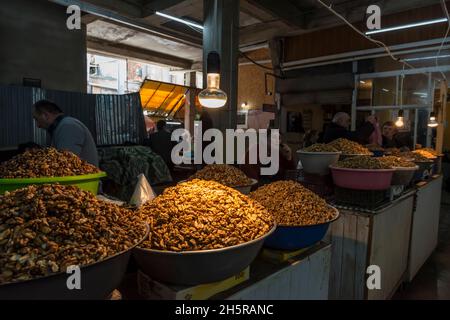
[334,156,392,169]
[302,144,339,153]
[250,181,337,226]
[138,179,274,251]
[0,184,146,284]
[0,148,99,178]
[327,138,372,155]
[378,156,417,168]
[189,164,253,187]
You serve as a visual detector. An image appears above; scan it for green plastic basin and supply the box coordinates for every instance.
[0,172,107,195]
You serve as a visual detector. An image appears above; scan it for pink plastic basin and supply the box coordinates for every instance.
[329,166,394,190]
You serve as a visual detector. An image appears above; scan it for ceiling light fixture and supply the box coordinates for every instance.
[155,11,204,30]
[403,54,450,62]
[395,109,404,128]
[428,112,438,127]
[366,18,448,35]
[198,52,227,108]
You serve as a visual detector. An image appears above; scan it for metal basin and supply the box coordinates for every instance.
[297,151,341,175]
[133,225,276,286]
[0,225,148,300]
[264,206,340,250]
[391,166,419,186]
[233,178,258,194]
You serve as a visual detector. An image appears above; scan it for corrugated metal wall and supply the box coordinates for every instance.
[0,85,145,148]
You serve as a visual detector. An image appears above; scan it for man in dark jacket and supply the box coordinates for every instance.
[145,120,175,171]
[323,112,375,144]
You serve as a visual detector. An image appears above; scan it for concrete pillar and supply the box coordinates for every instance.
[185,71,197,135]
[203,0,239,132]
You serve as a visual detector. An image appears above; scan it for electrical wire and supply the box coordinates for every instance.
[239,51,273,70]
[436,0,450,80]
[314,0,416,70]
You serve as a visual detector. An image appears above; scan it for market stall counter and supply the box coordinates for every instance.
[328,190,415,300]
[408,175,443,281]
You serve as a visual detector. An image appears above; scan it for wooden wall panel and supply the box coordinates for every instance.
[285,3,449,62]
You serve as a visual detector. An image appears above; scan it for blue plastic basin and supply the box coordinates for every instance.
[264,207,340,250]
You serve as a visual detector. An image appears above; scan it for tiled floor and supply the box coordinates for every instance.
[393,190,450,300]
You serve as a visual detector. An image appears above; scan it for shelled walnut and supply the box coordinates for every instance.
[327,138,372,155]
[378,156,416,168]
[302,144,339,153]
[250,180,337,226]
[334,156,391,169]
[0,148,99,178]
[138,179,274,252]
[189,164,253,187]
[0,184,146,284]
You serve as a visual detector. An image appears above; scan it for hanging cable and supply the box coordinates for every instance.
[239,51,273,70]
[314,0,416,70]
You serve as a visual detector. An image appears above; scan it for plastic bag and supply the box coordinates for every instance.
[130,173,156,207]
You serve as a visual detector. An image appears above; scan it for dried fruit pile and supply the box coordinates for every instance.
[0,148,99,178]
[138,179,274,251]
[366,144,384,152]
[189,164,253,187]
[0,184,146,284]
[302,144,339,153]
[378,156,416,168]
[413,149,438,159]
[250,181,337,226]
[334,156,392,169]
[327,138,372,155]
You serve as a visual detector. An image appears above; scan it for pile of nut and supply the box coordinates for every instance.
[0,148,99,178]
[384,148,401,156]
[0,184,147,284]
[334,156,392,169]
[413,149,438,159]
[138,179,274,251]
[189,164,253,187]
[378,156,417,168]
[327,138,372,155]
[302,144,339,153]
[401,151,432,162]
[249,181,337,226]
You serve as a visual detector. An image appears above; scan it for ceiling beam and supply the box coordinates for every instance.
[49,0,202,47]
[142,0,188,17]
[87,37,193,69]
[77,0,142,17]
[81,13,101,24]
[246,0,308,29]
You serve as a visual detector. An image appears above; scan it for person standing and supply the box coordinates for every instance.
[322,112,376,144]
[145,120,176,171]
[32,100,99,167]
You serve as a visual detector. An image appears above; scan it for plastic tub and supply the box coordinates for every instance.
[329,166,394,190]
[0,172,107,195]
[296,151,341,175]
[264,207,339,250]
[133,225,276,286]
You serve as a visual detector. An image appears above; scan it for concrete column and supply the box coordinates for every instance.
[203,0,239,132]
[185,71,197,135]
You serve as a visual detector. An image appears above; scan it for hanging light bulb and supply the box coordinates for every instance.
[428,112,438,128]
[395,109,404,127]
[198,51,227,108]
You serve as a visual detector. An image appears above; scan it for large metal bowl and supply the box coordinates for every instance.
[133,225,276,286]
[264,207,340,250]
[296,151,341,175]
[0,225,149,300]
[232,178,258,194]
[391,166,419,186]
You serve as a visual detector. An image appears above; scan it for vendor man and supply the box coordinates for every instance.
[323,112,376,144]
[382,121,413,149]
[32,100,99,167]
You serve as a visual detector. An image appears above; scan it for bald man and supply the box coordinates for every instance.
[323,112,376,144]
